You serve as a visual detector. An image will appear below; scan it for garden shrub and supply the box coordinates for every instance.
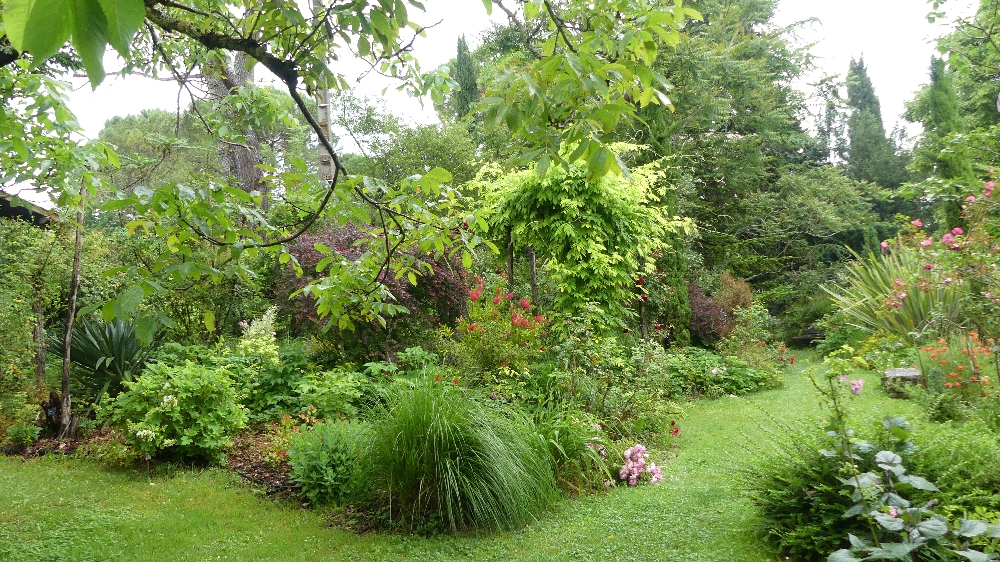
[5,421,41,448]
[745,424,881,559]
[275,223,467,365]
[438,278,545,378]
[101,361,247,463]
[532,405,611,493]
[287,419,366,505]
[237,343,313,423]
[687,282,723,346]
[909,419,1000,510]
[713,272,753,338]
[661,347,783,398]
[814,311,868,356]
[716,303,786,373]
[364,379,557,532]
[296,368,362,420]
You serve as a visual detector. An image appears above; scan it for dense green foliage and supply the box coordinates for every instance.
[101,361,247,463]
[287,420,366,506]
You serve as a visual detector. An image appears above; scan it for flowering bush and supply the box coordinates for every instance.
[437,277,545,377]
[615,443,663,486]
[233,306,280,368]
[100,361,247,463]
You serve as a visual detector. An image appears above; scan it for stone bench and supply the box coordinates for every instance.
[884,368,921,398]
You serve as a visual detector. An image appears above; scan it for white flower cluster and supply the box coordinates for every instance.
[134,429,156,442]
[161,394,178,408]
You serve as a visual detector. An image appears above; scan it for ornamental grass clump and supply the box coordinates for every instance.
[364,379,557,532]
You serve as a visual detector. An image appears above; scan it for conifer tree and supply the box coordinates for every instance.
[845,58,904,187]
[908,57,974,228]
[453,36,478,119]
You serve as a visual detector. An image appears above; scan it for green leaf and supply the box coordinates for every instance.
[71,0,108,85]
[897,474,939,492]
[316,257,334,272]
[461,250,472,269]
[97,0,144,56]
[481,0,491,15]
[827,550,861,562]
[959,519,990,538]
[203,310,215,333]
[134,315,157,346]
[75,303,102,318]
[117,285,144,316]
[4,0,73,61]
[586,146,613,182]
[951,550,998,562]
[915,518,948,539]
[872,512,905,531]
[407,271,417,285]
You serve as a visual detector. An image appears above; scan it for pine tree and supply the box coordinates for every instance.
[453,36,478,118]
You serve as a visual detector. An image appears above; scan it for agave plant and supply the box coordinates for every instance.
[823,245,962,343]
[56,318,160,403]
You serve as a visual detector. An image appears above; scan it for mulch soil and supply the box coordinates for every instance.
[225,431,297,496]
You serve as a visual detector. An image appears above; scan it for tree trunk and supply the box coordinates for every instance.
[529,247,537,305]
[206,53,267,208]
[59,203,84,438]
[33,297,45,394]
[506,227,514,292]
[639,300,648,340]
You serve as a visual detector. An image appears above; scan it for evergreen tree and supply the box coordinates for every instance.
[845,58,905,188]
[453,36,478,119]
[907,57,974,228]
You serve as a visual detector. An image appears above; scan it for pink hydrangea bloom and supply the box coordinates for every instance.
[880,241,889,249]
[920,239,932,247]
[952,227,964,235]
[912,219,923,228]
[850,379,864,395]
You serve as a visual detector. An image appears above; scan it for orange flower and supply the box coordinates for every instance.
[949,372,958,378]
[939,360,947,365]
[957,365,965,371]
[971,332,979,339]
[962,349,970,355]
[939,338,947,344]
[946,382,953,388]
[955,382,962,387]
[931,353,939,359]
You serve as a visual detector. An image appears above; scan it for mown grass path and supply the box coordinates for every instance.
[1,353,915,561]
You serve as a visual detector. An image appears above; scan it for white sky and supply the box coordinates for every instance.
[65,0,976,141]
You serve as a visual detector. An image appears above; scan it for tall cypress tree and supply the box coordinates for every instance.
[453,36,478,118]
[912,57,974,228]
[845,58,901,187]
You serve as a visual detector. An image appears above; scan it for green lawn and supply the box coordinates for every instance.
[0,353,919,561]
